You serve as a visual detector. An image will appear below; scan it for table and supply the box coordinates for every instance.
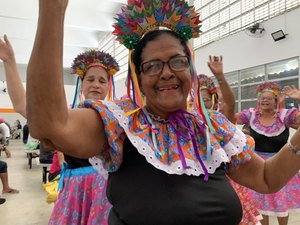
[24,149,40,169]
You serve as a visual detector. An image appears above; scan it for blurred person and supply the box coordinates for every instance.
[236,82,300,225]
[22,122,29,144]
[0,152,19,194]
[0,119,11,158]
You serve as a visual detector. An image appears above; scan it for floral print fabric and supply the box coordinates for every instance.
[84,98,254,177]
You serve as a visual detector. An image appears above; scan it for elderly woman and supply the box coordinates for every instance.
[0,37,118,224]
[27,0,300,224]
[236,82,300,225]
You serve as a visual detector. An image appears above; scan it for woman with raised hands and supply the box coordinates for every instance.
[235,81,300,225]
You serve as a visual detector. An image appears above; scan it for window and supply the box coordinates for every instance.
[98,34,129,90]
[194,0,300,48]
[267,58,299,80]
[225,57,299,111]
[241,65,265,85]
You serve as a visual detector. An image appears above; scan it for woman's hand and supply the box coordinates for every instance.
[0,35,14,62]
[282,85,300,102]
[207,55,224,80]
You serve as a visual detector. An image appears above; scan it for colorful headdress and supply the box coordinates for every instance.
[198,74,217,95]
[256,81,280,97]
[71,50,120,78]
[197,74,219,111]
[113,0,201,109]
[113,0,201,50]
[70,50,120,106]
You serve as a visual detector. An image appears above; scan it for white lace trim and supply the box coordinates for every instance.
[258,208,300,217]
[89,101,247,176]
[249,109,288,137]
[89,157,108,179]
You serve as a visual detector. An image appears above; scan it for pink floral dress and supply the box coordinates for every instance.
[239,107,300,217]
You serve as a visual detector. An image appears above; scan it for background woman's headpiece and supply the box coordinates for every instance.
[198,74,219,111]
[70,50,120,107]
[198,74,217,95]
[256,81,280,97]
[113,0,201,50]
[71,50,120,78]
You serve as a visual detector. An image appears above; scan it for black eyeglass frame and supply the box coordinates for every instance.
[140,55,190,76]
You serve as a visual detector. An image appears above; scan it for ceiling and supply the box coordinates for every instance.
[0,0,126,68]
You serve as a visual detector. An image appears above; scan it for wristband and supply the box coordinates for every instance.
[287,142,300,156]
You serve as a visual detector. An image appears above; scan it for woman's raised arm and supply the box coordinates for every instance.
[0,35,26,118]
[26,0,106,158]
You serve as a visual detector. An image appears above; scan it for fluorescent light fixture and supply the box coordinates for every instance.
[271,30,286,41]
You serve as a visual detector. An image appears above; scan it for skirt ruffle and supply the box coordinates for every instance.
[48,166,111,225]
[247,153,300,217]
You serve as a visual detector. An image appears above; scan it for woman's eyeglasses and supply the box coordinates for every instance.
[141,56,189,76]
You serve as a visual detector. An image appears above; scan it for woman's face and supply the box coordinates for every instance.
[139,33,192,118]
[200,89,213,109]
[259,91,276,111]
[82,66,109,100]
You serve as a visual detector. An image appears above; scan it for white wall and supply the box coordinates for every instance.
[0,63,76,124]
[107,8,300,99]
[194,7,300,75]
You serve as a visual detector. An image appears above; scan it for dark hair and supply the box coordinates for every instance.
[132,30,191,75]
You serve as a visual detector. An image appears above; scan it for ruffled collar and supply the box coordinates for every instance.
[85,98,248,179]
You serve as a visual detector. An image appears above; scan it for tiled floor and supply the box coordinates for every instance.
[1,139,300,225]
[0,139,53,225]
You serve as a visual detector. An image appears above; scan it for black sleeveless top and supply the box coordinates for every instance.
[250,127,289,153]
[64,155,91,169]
[107,137,242,225]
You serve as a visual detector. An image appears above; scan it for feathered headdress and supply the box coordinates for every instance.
[70,50,120,106]
[71,50,119,78]
[256,81,280,97]
[198,74,217,95]
[113,0,201,50]
[113,0,201,109]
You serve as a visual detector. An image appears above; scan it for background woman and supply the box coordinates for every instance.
[48,49,119,225]
[196,72,262,225]
[0,35,119,224]
[236,81,300,225]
